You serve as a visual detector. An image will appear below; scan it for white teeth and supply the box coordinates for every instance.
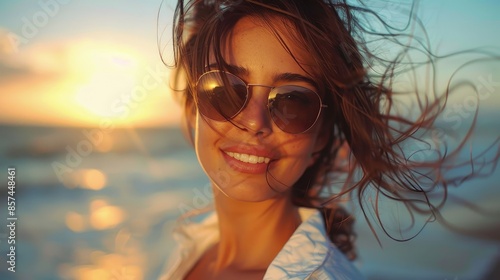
[225,152,270,164]
[248,155,257,164]
[240,154,249,162]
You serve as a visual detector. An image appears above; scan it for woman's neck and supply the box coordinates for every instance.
[211,188,302,272]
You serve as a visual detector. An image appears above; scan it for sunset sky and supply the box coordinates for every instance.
[0,0,499,127]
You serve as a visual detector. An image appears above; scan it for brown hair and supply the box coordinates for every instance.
[164,0,499,260]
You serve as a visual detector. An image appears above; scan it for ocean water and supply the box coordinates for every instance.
[0,125,498,280]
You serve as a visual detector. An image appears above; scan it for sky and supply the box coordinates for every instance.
[0,0,499,127]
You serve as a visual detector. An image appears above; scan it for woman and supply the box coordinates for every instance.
[160,0,495,279]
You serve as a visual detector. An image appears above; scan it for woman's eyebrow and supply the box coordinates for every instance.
[207,63,317,88]
[207,63,249,76]
[273,73,318,89]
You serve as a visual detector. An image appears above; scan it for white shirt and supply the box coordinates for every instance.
[160,207,365,280]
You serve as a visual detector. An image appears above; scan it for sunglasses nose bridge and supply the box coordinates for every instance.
[246,84,273,92]
[234,84,275,133]
[246,83,274,103]
[245,84,279,116]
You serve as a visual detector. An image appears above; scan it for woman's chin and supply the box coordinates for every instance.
[213,183,288,203]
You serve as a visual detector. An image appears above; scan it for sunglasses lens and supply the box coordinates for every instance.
[197,71,323,134]
[196,72,247,121]
[269,86,321,133]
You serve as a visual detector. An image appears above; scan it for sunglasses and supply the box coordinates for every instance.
[195,70,327,134]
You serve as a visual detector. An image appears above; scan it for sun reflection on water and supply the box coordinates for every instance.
[62,168,108,190]
[65,211,87,233]
[83,169,108,191]
[62,200,147,279]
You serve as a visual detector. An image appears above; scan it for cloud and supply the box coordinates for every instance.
[0,28,34,80]
[0,61,32,79]
[0,34,177,127]
[0,28,19,55]
[0,28,80,87]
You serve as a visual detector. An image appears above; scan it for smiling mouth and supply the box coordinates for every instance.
[224,151,271,164]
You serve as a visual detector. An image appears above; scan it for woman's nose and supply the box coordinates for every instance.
[233,86,273,136]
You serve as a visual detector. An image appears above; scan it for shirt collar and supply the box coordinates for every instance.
[264,207,332,278]
[165,207,333,279]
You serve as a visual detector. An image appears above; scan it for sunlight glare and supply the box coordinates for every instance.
[82,169,107,190]
[65,211,87,232]
[90,200,126,230]
[72,44,138,118]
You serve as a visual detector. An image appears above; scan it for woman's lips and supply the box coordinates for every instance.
[224,151,271,164]
[220,146,277,174]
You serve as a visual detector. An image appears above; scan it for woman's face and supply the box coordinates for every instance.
[193,16,326,202]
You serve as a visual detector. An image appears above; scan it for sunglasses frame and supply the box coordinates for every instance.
[195,70,328,134]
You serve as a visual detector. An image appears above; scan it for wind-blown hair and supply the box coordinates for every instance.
[163,0,499,260]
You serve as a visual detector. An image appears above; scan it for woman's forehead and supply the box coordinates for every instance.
[209,16,316,77]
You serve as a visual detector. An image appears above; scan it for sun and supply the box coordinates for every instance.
[72,44,139,119]
[0,39,177,127]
